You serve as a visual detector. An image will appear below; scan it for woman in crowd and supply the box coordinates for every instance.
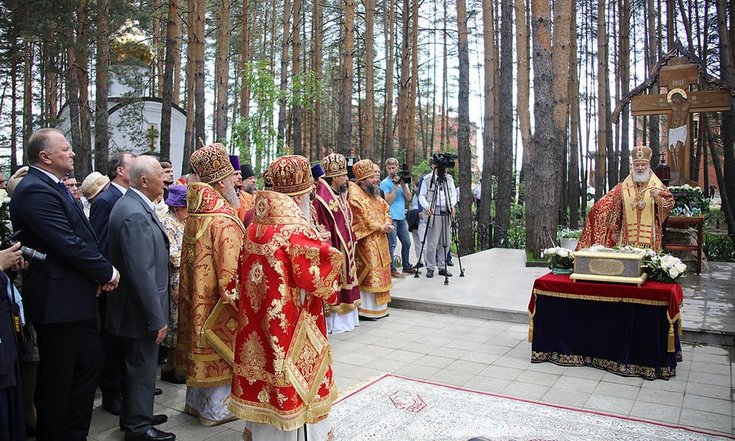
[159,185,188,384]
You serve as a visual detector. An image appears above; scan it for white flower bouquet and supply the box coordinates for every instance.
[541,246,575,272]
[643,252,687,283]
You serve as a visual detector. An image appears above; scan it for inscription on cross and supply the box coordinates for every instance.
[631,59,730,186]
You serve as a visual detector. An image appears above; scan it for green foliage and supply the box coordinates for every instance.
[704,233,735,262]
[669,185,710,217]
[231,61,284,174]
[291,70,323,111]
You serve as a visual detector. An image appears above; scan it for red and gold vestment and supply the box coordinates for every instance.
[229,190,342,431]
[176,182,245,387]
[578,173,674,251]
[237,190,255,223]
[312,178,360,314]
[347,181,392,302]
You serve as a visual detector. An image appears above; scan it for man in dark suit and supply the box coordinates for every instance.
[9,128,120,441]
[108,155,175,441]
[90,150,134,415]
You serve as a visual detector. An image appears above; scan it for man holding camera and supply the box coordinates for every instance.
[379,158,415,277]
[418,154,457,278]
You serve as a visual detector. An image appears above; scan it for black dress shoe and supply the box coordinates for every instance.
[447,260,454,266]
[426,269,434,278]
[121,414,168,431]
[124,427,175,441]
[154,388,163,396]
[161,369,186,384]
[103,397,123,416]
[438,269,453,277]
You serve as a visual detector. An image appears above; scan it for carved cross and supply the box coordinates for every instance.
[631,59,730,186]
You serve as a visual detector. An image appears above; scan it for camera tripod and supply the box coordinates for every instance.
[414,171,465,285]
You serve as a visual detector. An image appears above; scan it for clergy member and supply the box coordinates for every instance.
[577,145,675,251]
[176,143,245,426]
[313,153,361,333]
[348,159,393,320]
[229,154,343,441]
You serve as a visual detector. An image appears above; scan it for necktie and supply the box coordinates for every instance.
[57,181,75,203]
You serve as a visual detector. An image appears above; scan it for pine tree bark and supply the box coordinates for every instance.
[214,0,231,143]
[312,0,323,158]
[495,0,513,247]
[397,0,410,156]
[646,0,660,166]
[95,0,110,175]
[515,0,531,166]
[382,0,395,158]
[192,0,207,148]
[619,0,630,181]
[456,0,473,255]
[716,0,735,233]
[240,0,250,119]
[363,0,376,160]
[406,0,419,166]
[568,0,580,229]
[479,0,495,248]
[526,0,557,257]
[291,0,303,154]
[595,0,608,197]
[552,0,571,226]
[160,0,179,163]
[337,0,355,154]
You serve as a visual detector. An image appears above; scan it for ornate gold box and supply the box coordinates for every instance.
[570,250,647,286]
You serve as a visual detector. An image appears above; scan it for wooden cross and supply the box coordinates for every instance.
[631,58,730,186]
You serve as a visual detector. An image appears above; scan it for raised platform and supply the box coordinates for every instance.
[390,248,735,346]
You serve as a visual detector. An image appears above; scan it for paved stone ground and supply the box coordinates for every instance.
[86,308,733,440]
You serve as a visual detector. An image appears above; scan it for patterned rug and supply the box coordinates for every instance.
[329,374,732,441]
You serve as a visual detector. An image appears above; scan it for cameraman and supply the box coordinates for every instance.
[418,155,457,278]
[379,158,415,277]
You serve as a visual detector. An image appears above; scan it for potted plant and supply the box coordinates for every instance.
[668,184,709,217]
[557,228,582,251]
[541,247,575,274]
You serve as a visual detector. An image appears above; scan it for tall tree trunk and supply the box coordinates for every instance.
[705,116,735,234]
[193,0,207,148]
[214,0,231,143]
[595,0,608,198]
[406,0,419,166]
[382,0,395,158]
[312,0,323,158]
[568,0,580,229]
[76,0,92,177]
[646,0,660,166]
[291,0,303,154]
[66,38,83,177]
[619,0,630,181]
[22,42,33,157]
[95,0,110,175]
[440,0,448,152]
[480,0,496,248]
[552,0,571,226]
[526,0,557,257]
[337,0,355,154]
[397,0,411,155]
[160,0,179,163]
[240,0,250,120]
[495,0,513,247]
[363,0,376,160]
[10,40,19,170]
[515,0,531,167]
[456,0,473,255]
[717,0,735,233]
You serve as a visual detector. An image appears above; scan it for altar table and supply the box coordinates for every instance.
[528,273,683,380]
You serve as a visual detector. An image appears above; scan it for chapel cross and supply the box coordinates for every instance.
[631,58,731,186]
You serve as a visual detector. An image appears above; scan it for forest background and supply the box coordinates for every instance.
[0,0,733,258]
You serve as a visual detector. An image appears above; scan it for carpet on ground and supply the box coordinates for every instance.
[329,373,732,441]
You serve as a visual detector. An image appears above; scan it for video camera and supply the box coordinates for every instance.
[432,152,458,177]
[1,230,47,264]
[393,163,412,185]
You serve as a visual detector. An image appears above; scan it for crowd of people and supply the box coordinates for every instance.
[0,127,462,441]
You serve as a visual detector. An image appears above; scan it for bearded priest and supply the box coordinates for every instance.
[577,145,675,251]
[229,155,343,441]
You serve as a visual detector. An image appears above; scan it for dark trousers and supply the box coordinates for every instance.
[99,293,124,401]
[35,320,102,441]
[120,336,158,435]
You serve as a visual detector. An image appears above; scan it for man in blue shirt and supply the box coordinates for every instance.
[380,158,415,277]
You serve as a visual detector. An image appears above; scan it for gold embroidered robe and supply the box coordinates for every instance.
[347,181,392,299]
[176,182,245,387]
[237,190,255,223]
[578,174,674,251]
[229,190,342,431]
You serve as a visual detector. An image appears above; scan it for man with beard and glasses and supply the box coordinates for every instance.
[176,143,245,426]
[348,159,393,320]
[577,145,674,251]
[313,153,361,334]
[229,155,342,441]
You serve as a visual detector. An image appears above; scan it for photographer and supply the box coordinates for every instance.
[380,158,415,277]
[418,154,457,278]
